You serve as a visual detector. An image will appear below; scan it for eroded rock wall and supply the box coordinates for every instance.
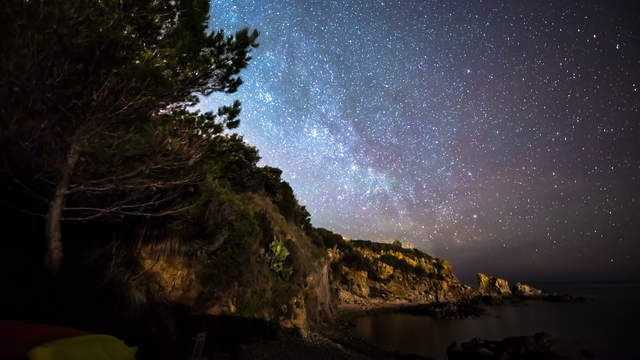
[329,240,473,308]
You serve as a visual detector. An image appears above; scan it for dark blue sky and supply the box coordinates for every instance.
[203,1,640,283]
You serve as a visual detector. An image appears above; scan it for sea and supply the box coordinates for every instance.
[352,283,640,359]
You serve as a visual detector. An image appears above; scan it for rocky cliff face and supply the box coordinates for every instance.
[117,191,334,335]
[476,273,512,297]
[322,237,473,308]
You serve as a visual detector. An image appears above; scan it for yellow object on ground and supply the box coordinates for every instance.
[27,334,137,360]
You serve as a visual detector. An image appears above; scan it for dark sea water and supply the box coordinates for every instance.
[352,283,640,359]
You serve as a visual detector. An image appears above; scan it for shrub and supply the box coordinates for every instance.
[351,239,433,261]
[313,228,344,248]
[268,238,293,281]
[341,247,370,272]
[378,254,428,277]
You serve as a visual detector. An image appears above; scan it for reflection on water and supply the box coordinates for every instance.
[352,283,640,360]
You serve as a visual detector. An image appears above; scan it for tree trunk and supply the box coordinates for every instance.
[45,142,80,273]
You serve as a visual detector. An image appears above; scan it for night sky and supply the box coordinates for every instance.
[203,1,640,284]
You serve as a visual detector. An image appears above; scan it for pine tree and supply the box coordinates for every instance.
[0,0,258,271]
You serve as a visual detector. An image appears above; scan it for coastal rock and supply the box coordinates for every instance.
[511,282,543,297]
[346,270,370,297]
[330,239,473,307]
[476,273,512,297]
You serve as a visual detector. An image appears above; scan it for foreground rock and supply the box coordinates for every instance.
[447,332,567,360]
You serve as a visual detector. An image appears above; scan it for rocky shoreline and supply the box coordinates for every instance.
[331,273,586,322]
[311,276,588,360]
[186,278,586,360]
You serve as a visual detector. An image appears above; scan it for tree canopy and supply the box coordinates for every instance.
[0,0,259,271]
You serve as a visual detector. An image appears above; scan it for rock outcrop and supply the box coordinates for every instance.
[323,238,473,308]
[476,273,512,297]
[511,282,543,297]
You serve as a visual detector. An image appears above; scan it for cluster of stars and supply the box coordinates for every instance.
[204,0,639,282]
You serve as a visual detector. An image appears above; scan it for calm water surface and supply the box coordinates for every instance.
[353,283,640,359]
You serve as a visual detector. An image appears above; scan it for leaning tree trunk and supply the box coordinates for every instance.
[44,142,80,273]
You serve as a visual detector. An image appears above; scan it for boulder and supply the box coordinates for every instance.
[476,273,512,297]
[511,282,543,297]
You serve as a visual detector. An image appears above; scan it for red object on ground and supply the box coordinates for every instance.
[0,321,87,359]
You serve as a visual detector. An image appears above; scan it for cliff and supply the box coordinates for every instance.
[113,190,334,335]
[127,222,479,336]
[314,230,474,309]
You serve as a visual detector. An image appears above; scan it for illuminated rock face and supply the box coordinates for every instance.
[511,282,544,297]
[476,273,512,297]
[331,241,474,308]
[134,192,336,335]
[346,270,370,297]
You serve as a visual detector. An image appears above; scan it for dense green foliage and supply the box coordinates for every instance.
[313,227,346,248]
[268,238,293,280]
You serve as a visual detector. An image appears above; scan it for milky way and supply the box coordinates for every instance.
[202,1,640,283]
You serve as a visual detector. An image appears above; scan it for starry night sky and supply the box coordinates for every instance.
[203,1,640,284]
